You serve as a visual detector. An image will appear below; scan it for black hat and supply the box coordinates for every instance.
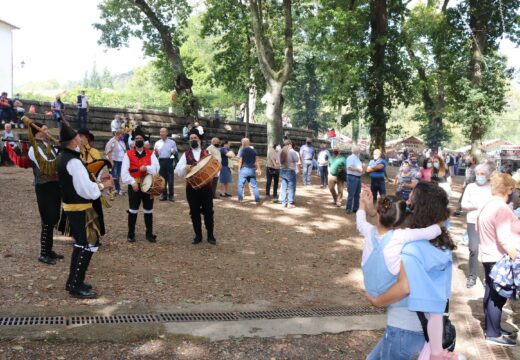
[132,126,146,140]
[31,122,44,136]
[77,128,94,142]
[60,122,77,142]
[189,128,202,140]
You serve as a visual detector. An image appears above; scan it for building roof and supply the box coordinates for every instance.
[0,19,19,30]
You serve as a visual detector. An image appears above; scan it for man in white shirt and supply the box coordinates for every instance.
[121,129,160,243]
[57,122,112,299]
[28,123,62,265]
[111,114,122,135]
[194,121,204,136]
[154,127,178,201]
[176,129,216,245]
[76,90,89,129]
[346,146,364,214]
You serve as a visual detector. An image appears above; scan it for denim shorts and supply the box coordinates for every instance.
[366,325,424,360]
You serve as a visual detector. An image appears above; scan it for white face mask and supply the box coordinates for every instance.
[74,146,80,152]
[276,145,282,151]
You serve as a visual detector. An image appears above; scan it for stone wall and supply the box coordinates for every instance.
[20,99,314,155]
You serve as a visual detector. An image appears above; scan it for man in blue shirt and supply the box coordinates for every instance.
[346,146,363,213]
[299,137,315,186]
[237,138,261,203]
[367,149,387,204]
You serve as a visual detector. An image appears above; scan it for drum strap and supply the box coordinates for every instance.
[186,149,209,166]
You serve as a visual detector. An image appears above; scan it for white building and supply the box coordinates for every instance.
[0,19,19,95]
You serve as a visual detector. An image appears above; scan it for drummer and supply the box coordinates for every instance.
[176,128,216,245]
[121,128,160,243]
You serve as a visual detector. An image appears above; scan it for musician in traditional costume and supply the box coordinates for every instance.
[58,123,111,299]
[27,122,63,265]
[121,129,160,243]
[175,129,216,245]
[77,128,108,238]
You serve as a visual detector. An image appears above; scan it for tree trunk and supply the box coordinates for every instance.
[262,80,284,149]
[248,84,257,123]
[351,97,360,143]
[367,0,388,153]
[245,92,250,138]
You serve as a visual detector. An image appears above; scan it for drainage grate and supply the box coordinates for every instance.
[0,306,385,328]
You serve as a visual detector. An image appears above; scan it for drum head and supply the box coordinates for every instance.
[141,174,153,192]
[186,155,213,178]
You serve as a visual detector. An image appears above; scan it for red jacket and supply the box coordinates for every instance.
[127,148,152,179]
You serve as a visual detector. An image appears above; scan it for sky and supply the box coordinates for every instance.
[0,0,519,87]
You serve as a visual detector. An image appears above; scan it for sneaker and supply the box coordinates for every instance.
[501,329,518,339]
[485,335,517,346]
[346,209,353,214]
[287,204,296,209]
[119,190,125,196]
[466,277,476,288]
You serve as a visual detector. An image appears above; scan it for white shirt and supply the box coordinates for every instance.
[111,119,121,133]
[105,138,126,162]
[356,210,441,275]
[461,182,493,224]
[121,150,160,186]
[176,148,201,177]
[66,158,101,200]
[79,95,88,108]
[154,138,178,159]
[2,130,18,147]
[195,125,204,135]
[28,142,57,169]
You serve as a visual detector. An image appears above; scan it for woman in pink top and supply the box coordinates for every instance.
[477,172,520,346]
[419,157,433,182]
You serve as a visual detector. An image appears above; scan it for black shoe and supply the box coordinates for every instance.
[192,236,202,245]
[146,233,157,243]
[38,255,56,265]
[69,287,98,299]
[127,235,136,243]
[486,335,517,346]
[49,250,64,260]
[159,196,167,201]
[207,236,217,245]
[168,196,174,202]
[224,193,232,197]
[466,277,477,288]
[65,282,92,291]
[454,210,462,217]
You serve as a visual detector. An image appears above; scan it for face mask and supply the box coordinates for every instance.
[433,163,440,169]
[190,140,199,149]
[427,163,432,168]
[475,176,487,186]
[374,155,380,160]
[135,140,144,148]
[74,146,80,152]
[333,151,339,156]
[276,145,282,151]
[306,141,312,145]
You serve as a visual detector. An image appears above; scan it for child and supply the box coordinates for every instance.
[358,188,457,360]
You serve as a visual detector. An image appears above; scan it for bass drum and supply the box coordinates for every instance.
[185,155,221,189]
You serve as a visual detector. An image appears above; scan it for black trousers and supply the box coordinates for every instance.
[483,262,508,337]
[159,158,174,198]
[128,184,154,211]
[35,182,61,226]
[92,198,105,236]
[65,211,89,247]
[211,177,219,198]
[186,186,214,238]
[266,167,279,197]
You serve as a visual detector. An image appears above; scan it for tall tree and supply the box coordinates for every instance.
[249,0,294,148]
[94,0,195,113]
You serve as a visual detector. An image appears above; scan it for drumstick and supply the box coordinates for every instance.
[21,116,61,145]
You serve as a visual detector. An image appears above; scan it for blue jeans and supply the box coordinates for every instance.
[302,159,313,185]
[346,175,361,212]
[279,169,296,205]
[111,161,122,192]
[370,177,386,204]
[366,326,424,360]
[238,167,260,202]
[0,107,14,122]
[77,108,87,129]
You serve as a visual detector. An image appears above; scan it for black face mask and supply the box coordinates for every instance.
[333,151,339,156]
[190,140,199,149]
[306,141,312,145]
[135,140,144,148]
[215,144,221,148]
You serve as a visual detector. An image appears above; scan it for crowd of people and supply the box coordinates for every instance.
[2,97,520,357]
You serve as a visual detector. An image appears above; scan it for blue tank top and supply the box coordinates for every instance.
[362,229,407,308]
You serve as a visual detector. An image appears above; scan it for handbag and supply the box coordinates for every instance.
[336,166,346,182]
[417,301,456,352]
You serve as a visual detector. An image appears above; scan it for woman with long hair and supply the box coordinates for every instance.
[431,155,452,196]
[419,157,433,182]
[367,182,460,359]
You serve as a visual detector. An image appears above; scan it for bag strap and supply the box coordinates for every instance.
[416,300,450,343]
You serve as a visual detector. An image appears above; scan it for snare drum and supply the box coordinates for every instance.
[142,174,166,196]
[185,155,221,189]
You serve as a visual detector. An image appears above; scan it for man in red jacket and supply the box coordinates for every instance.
[121,129,160,243]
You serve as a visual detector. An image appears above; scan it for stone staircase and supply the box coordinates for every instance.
[16,100,315,155]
